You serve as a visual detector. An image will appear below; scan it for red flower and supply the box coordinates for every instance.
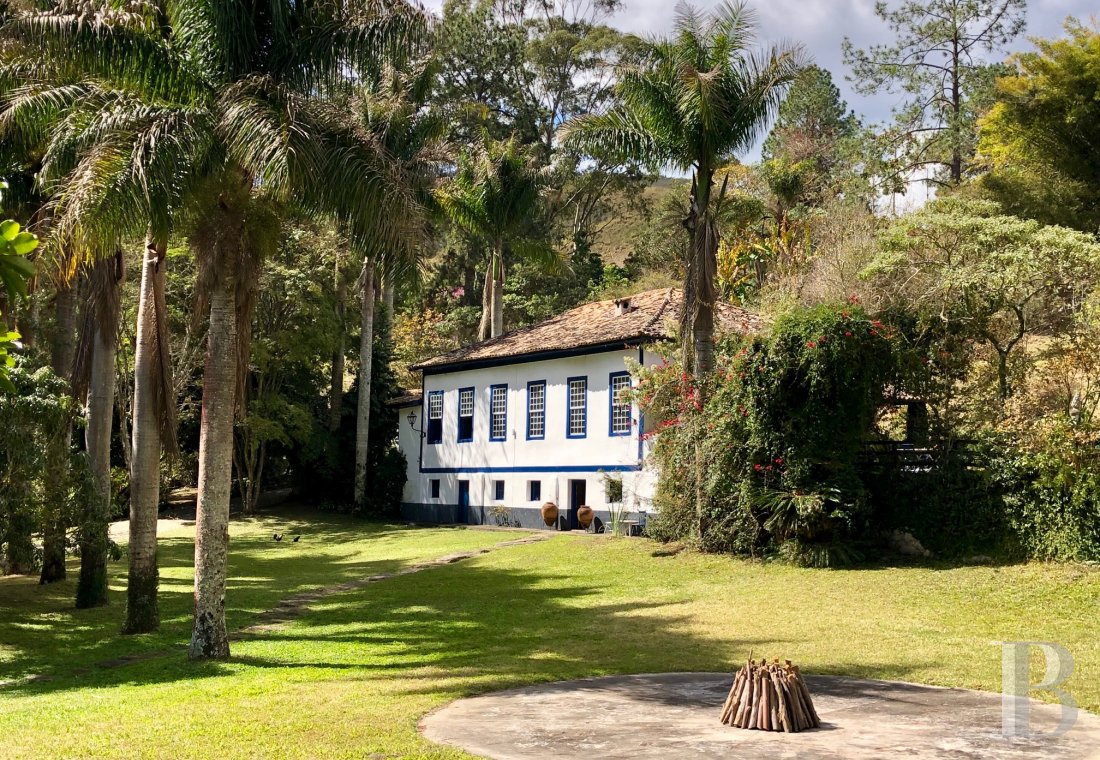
[774,457,783,465]
[754,463,763,471]
[845,330,852,337]
[806,340,818,348]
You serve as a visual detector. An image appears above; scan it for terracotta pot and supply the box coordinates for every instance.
[540,501,559,527]
[577,505,594,528]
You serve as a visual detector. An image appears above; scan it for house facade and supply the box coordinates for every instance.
[394,288,764,529]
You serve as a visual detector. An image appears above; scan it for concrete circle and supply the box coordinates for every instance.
[420,672,1100,759]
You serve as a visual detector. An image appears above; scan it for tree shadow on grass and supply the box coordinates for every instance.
[0,520,481,685]
[3,533,935,710]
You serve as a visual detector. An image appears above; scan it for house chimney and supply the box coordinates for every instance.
[614,297,633,316]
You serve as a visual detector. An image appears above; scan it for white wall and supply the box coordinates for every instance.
[397,348,661,515]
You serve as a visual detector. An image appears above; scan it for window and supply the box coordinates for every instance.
[609,372,632,436]
[489,384,508,441]
[430,479,440,499]
[457,387,474,442]
[526,381,546,440]
[529,480,541,502]
[427,391,443,444]
[494,480,505,501]
[567,376,587,438]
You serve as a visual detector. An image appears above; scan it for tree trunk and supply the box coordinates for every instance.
[124,236,166,634]
[491,253,504,339]
[189,260,236,661]
[382,266,395,318]
[76,279,120,608]
[328,259,346,432]
[40,283,77,584]
[950,33,962,184]
[685,167,717,542]
[478,257,492,341]
[353,258,375,507]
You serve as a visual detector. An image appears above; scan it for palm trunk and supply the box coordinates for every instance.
[686,168,718,542]
[382,266,395,318]
[189,261,237,661]
[76,305,119,608]
[353,258,375,507]
[491,253,504,338]
[328,259,346,432]
[40,283,77,584]
[124,236,166,634]
[478,258,492,341]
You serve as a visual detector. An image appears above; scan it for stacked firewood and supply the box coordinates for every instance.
[720,659,821,732]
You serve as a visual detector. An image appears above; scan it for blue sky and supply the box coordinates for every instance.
[424,0,1096,161]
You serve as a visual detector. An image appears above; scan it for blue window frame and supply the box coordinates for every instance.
[489,384,508,441]
[526,380,546,440]
[494,480,505,501]
[609,371,632,437]
[426,391,443,444]
[566,376,587,439]
[457,387,474,442]
[529,480,541,501]
[430,479,440,499]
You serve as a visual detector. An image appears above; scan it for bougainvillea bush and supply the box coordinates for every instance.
[641,302,897,566]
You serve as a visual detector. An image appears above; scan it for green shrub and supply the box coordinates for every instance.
[642,302,896,565]
[993,423,1100,562]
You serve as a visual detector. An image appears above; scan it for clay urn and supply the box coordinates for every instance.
[540,501,559,527]
[577,505,595,528]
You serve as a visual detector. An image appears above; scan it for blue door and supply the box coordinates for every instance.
[457,480,470,524]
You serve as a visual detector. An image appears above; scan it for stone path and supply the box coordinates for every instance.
[420,672,1100,759]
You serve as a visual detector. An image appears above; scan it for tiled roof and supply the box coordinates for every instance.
[387,389,423,407]
[411,288,766,371]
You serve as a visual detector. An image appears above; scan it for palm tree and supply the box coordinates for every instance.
[435,134,555,341]
[351,60,445,506]
[0,0,425,657]
[561,0,803,376]
[72,249,124,608]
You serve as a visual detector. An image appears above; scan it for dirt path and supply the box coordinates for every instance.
[3,532,549,688]
[236,533,548,637]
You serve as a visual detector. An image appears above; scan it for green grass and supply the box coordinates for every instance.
[1,509,1098,758]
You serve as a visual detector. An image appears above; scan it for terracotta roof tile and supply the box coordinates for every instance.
[411,288,765,371]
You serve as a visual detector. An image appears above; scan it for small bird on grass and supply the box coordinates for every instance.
[292,535,300,543]
[273,533,283,542]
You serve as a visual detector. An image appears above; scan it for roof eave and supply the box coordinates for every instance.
[412,335,658,375]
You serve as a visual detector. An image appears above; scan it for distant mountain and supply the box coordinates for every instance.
[592,176,687,265]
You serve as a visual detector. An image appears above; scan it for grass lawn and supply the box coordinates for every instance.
[1,507,1098,759]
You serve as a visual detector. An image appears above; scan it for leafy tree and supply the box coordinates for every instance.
[234,221,339,516]
[0,180,34,393]
[562,1,803,376]
[843,0,1026,187]
[976,20,1100,233]
[865,198,1100,403]
[0,365,78,575]
[435,0,532,144]
[761,65,862,209]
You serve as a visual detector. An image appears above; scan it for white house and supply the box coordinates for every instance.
[394,288,763,529]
